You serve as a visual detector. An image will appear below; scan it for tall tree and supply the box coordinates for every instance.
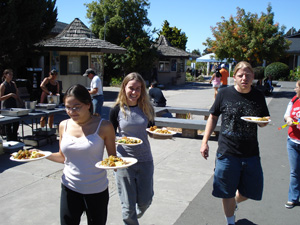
[204,4,290,65]
[158,20,188,51]
[86,0,157,80]
[0,0,57,73]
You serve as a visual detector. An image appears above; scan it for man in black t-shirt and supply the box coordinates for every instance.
[149,81,166,107]
[200,61,270,225]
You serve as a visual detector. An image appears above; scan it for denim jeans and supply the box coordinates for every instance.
[115,161,154,225]
[92,95,104,116]
[287,138,300,203]
[213,152,263,200]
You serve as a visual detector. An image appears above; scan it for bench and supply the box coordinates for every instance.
[155,107,211,118]
[154,114,221,138]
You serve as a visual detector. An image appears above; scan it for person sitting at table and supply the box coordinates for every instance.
[149,81,166,107]
[40,69,60,128]
[0,69,21,141]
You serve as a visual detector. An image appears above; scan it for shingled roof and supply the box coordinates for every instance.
[154,35,190,58]
[36,18,126,54]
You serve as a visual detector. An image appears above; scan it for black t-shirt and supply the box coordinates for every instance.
[149,87,166,107]
[210,86,270,157]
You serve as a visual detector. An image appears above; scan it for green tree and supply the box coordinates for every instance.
[204,4,291,65]
[0,0,57,73]
[86,0,157,81]
[158,20,188,50]
[192,49,201,56]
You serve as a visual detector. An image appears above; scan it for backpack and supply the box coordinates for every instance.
[216,69,222,78]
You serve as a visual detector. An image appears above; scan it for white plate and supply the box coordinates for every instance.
[241,116,271,124]
[95,157,138,170]
[146,128,176,136]
[10,151,52,162]
[115,137,143,146]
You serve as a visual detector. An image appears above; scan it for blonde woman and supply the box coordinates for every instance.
[109,72,155,225]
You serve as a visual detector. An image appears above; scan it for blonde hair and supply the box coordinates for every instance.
[114,72,154,122]
[233,61,254,76]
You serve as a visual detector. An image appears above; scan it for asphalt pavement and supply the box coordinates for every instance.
[0,80,299,225]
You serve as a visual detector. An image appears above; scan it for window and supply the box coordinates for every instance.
[171,59,177,72]
[91,55,102,74]
[59,55,88,75]
[159,61,170,72]
[68,56,81,74]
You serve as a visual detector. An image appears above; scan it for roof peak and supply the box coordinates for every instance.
[56,18,96,39]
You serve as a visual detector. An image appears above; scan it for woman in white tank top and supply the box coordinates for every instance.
[35,84,116,225]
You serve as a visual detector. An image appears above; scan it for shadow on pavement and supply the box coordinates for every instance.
[236,218,258,225]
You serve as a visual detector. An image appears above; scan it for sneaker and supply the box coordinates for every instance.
[285,201,296,209]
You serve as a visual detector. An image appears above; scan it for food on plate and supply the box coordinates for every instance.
[116,136,141,144]
[100,155,129,167]
[149,126,157,131]
[245,117,269,121]
[12,149,45,160]
[149,126,172,134]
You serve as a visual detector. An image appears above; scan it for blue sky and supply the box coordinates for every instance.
[55,0,300,53]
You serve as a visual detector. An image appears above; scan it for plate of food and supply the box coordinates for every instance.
[146,126,176,136]
[241,116,271,124]
[10,149,52,162]
[95,156,138,170]
[115,137,143,146]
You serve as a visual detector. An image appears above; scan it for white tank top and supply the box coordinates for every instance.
[61,119,108,194]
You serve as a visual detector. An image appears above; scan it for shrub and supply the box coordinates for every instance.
[265,62,289,80]
[253,66,265,80]
[185,72,194,82]
[289,66,300,81]
[110,77,123,86]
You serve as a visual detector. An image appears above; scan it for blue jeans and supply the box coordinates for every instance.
[287,138,300,203]
[213,153,263,200]
[115,161,154,225]
[92,95,104,116]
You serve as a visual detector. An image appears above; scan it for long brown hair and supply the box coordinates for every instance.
[114,72,154,122]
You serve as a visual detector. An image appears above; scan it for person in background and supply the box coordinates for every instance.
[283,80,300,209]
[0,69,21,141]
[40,69,60,128]
[264,75,274,95]
[83,68,104,117]
[209,67,222,99]
[109,72,155,225]
[220,63,229,87]
[38,84,116,225]
[149,81,166,107]
[200,61,270,225]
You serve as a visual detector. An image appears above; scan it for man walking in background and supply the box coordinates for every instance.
[220,63,229,87]
[83,68,104,116]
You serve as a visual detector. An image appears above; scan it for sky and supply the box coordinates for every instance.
[55,0,300,53]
